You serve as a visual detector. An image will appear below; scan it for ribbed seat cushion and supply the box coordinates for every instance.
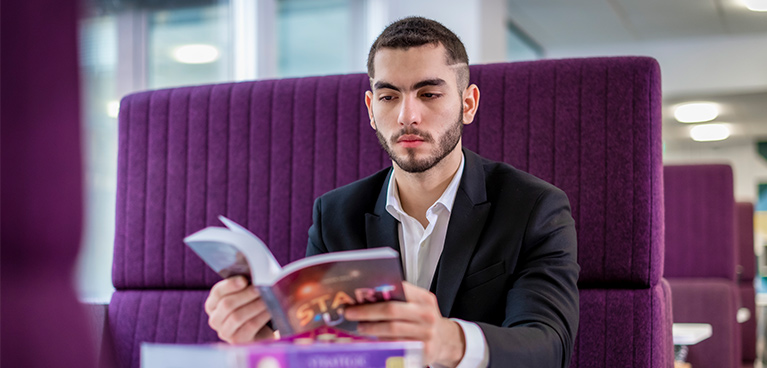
[109,290,218,368]
[571,280,672,368]
[737,203,757,362]
[668,278,739,368]
[114,57,663,291]
[740,284,757,361]
[736,202,756,282]
[112,57,669,368]
[664,165,736,280]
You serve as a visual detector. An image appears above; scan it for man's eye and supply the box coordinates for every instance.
[422,93,440,99]
[379,96,394,101]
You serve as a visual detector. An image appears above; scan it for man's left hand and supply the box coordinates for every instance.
[344,281,466,367]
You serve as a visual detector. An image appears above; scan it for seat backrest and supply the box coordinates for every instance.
[664,165,736,280]
[736,202,757,363]
[664,165,739,368]
[736,202,756,283]
[111,57,669,368]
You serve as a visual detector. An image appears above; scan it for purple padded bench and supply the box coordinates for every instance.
[736,202,756,368]
[664,164,740,368]
[111,57,672,368]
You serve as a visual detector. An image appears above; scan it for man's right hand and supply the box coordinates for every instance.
[204,276,274,344]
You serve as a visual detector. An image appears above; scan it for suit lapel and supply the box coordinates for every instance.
[365,169,400,254]
[432,150,490,317]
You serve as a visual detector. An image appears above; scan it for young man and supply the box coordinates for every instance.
[205,17,579,368]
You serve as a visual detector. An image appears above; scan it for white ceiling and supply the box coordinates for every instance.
[506,0,767,147]
[508,0,767,46]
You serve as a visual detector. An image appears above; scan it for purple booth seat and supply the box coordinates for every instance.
[664,165,740,368]
[740,283,756,368]
[736,202,757,367]
[111,57,671,368]
[0,0,97,367]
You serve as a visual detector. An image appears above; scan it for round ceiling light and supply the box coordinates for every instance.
[745,0,767,11]
[690,123,730,142]
[673,102,719,123]
[172,44,220,64]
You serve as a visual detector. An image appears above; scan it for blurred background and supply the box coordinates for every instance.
[76,0,766,315]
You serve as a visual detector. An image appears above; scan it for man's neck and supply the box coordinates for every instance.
[393,147,463,227]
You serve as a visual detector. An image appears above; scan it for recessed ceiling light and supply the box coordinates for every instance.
[745,0,767,11]
[673,102,719,123]
[690,123,730,142]
[172,44,220,64]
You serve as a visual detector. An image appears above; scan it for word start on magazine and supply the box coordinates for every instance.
[296,285,398,327]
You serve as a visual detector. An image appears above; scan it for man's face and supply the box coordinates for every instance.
[365,44,471,173]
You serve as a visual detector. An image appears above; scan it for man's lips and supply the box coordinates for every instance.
[397,134,424,143]
[396,134,425,148]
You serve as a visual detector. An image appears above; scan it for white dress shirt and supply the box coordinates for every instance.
[385,154,490,368]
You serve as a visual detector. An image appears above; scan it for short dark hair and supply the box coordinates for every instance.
[367,16,470,90]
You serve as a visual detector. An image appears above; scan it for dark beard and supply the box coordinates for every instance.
[375,111,463,173]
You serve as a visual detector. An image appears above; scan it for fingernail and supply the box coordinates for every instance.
[234,276,246,287]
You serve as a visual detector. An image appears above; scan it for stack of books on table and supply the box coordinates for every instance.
[141,327,423,368]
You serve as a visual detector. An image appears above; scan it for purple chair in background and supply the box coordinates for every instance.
[664,165,740,368]
[109,57,672,367]
[1,1,97,367]
[736,202,757,368]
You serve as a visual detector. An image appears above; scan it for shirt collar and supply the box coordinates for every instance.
[385,153,466,220]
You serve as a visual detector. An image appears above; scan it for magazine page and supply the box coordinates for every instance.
[184,227,280,284]
[218,216,282,278]
[280,248,399,277]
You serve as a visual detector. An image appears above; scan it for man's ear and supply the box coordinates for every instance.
[365,90,376,130]
[462,84,480,125]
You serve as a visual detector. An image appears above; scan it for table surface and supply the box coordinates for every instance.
[672,323,712,346]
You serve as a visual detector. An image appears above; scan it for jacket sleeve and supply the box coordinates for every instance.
[479,187,579,368]
[306,196,328,257]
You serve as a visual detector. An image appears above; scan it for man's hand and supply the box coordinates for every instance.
[344,282,466,367]
[204,276,274,344]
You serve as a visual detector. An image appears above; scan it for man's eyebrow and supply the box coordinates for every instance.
[373,78,447,92]
[373,81,400,91]
[412,79,446,89]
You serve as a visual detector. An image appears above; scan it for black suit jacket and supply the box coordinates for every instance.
[307,149,579,368]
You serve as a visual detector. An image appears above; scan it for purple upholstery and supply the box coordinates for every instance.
[740,284,757,362]
[664,165,739,367]
[668,279,739,368]
[664,165,736,280]
[736,202,756,282]
[572,280,673,368]
[736,202,756,363]
[109,291,218,367]
[112,57,670,367]
[0,0,96,367]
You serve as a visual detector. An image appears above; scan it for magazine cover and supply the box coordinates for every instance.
[261,256,405,335]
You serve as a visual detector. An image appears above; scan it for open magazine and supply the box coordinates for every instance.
[184,216,406,336]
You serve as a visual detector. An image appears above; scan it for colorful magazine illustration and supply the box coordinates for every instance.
[184,216,406,336]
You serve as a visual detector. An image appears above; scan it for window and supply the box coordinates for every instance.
[76,0,363,302]
[277,0,359,77]
[77,1,232,302]
[506,20,543,61]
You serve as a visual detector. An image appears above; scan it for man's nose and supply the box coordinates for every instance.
[398,95,421,126]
